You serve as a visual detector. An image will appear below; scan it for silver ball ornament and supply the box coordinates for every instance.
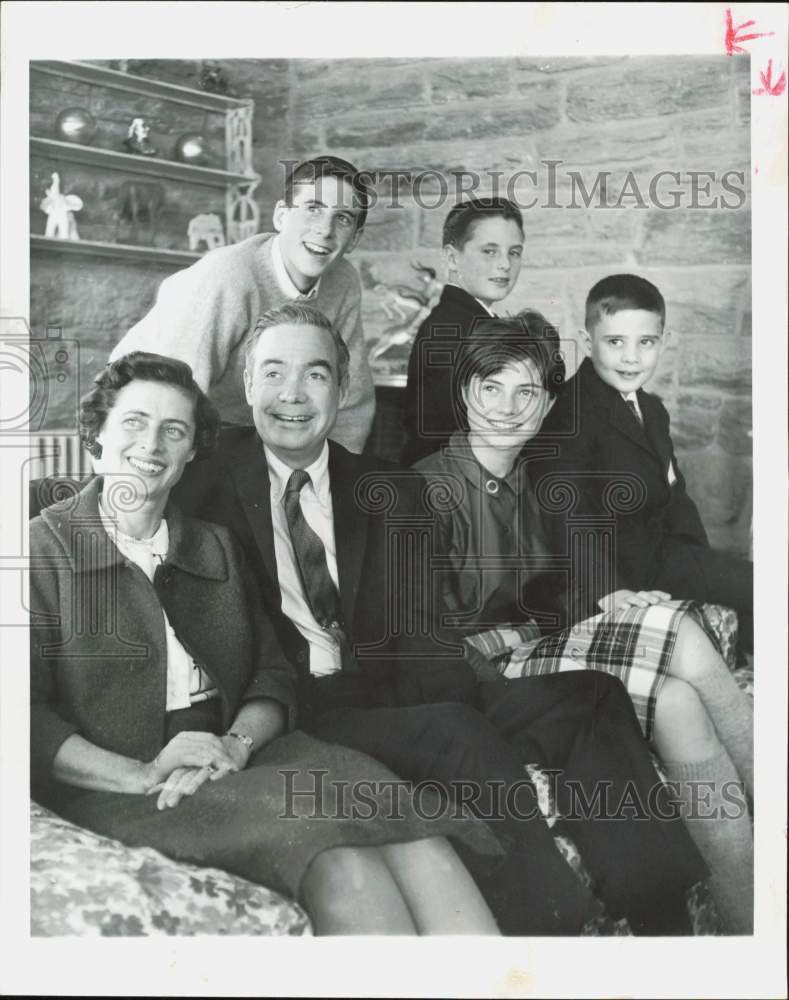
[54,108,98,145]
[173,133,207,165]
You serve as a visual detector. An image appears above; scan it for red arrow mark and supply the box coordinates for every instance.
[753,60,787,96]
[725,7,774,55]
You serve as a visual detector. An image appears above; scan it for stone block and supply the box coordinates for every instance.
[676,109,750,166]
[501,272,570,330]
[735,73,751,126]
[538,118,678,171]
[677,336,751,393]
[293,58,424,82]
[514,56,627,80]
[327,113,429,150]
[360,203,416,252]
[566,56,730,123]
[639,205,751,266]
[428,60,512,103]
[678,445,752,549]
[430,88,562,141]
[294,62,425,117]
[287,128,325,158]
[718,398,752,455]
[649,268,750,340]
[30,255,179,429]
[670,392,723,450]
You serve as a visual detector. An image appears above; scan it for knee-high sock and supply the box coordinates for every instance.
[693,668,753,800]
[662,748,753,934]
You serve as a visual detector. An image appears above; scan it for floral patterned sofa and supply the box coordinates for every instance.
[30,603,750,937]
[30,801,312,936]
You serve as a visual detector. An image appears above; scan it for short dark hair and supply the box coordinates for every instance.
[244,303,350,388]
[454,311,566,402]
[585,274,666,332]
[79,352,220,461]
[283,156,374,231]
[442,197,525,250]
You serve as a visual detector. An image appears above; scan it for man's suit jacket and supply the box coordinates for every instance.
[172,427,476,710]
[402,284,490,466]
[535,357,708,598]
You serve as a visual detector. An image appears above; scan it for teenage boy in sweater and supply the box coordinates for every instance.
[537,273,753,651]
[110,156,376,453]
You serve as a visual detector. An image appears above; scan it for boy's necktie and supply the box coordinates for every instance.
[283,469,356,672]
[625,398,644,427]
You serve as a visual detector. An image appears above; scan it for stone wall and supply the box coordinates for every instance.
[29,55,751,553]
[285,55,752,554]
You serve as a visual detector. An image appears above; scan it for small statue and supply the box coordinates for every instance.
[40,172,82,240]
[123,117,157,157]
[187,213,226,252]
[198,60,235,96]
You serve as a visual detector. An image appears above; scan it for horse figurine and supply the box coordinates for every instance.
[114,180,165,245]
[367,261,444,362]
[40,172,83,240]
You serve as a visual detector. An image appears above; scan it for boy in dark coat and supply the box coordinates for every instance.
[537,273,753,650]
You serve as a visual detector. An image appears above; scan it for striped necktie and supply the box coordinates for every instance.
[283,469,356,672]
[625,398,644,427]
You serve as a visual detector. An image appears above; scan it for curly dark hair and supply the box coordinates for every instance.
[454,310,566,401]
[79,352,220,461]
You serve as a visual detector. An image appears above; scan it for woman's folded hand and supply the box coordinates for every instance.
[147,730,240,790]
[147,764,225,810]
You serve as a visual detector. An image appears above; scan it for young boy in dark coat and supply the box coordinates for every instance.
[402,197,525,465]
[536,273,753,650]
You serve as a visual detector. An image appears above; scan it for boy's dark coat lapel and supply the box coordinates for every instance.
[579,358,665,471]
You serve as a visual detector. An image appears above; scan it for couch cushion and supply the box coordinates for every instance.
[31,801,311,936]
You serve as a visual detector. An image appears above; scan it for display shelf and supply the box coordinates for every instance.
[30,137,257,189]
[31,235,201,267]
[32,60,251,112]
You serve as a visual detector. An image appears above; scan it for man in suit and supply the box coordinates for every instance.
[536,274,753,649]
[171,301,708,935]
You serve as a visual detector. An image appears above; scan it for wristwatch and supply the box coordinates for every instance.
[226,731,254,752]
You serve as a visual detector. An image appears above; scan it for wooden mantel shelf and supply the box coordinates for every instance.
[31,137,258,189]
[32,60,252,112]
[31,235,201,267]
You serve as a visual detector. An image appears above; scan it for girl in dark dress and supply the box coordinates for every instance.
[414,313,754,933]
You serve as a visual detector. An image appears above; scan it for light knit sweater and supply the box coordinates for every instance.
[109,233,376,453]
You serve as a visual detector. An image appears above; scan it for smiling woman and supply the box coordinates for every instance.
[29,350,500,936]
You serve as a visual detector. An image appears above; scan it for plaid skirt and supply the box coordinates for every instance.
[502,600,717,739]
